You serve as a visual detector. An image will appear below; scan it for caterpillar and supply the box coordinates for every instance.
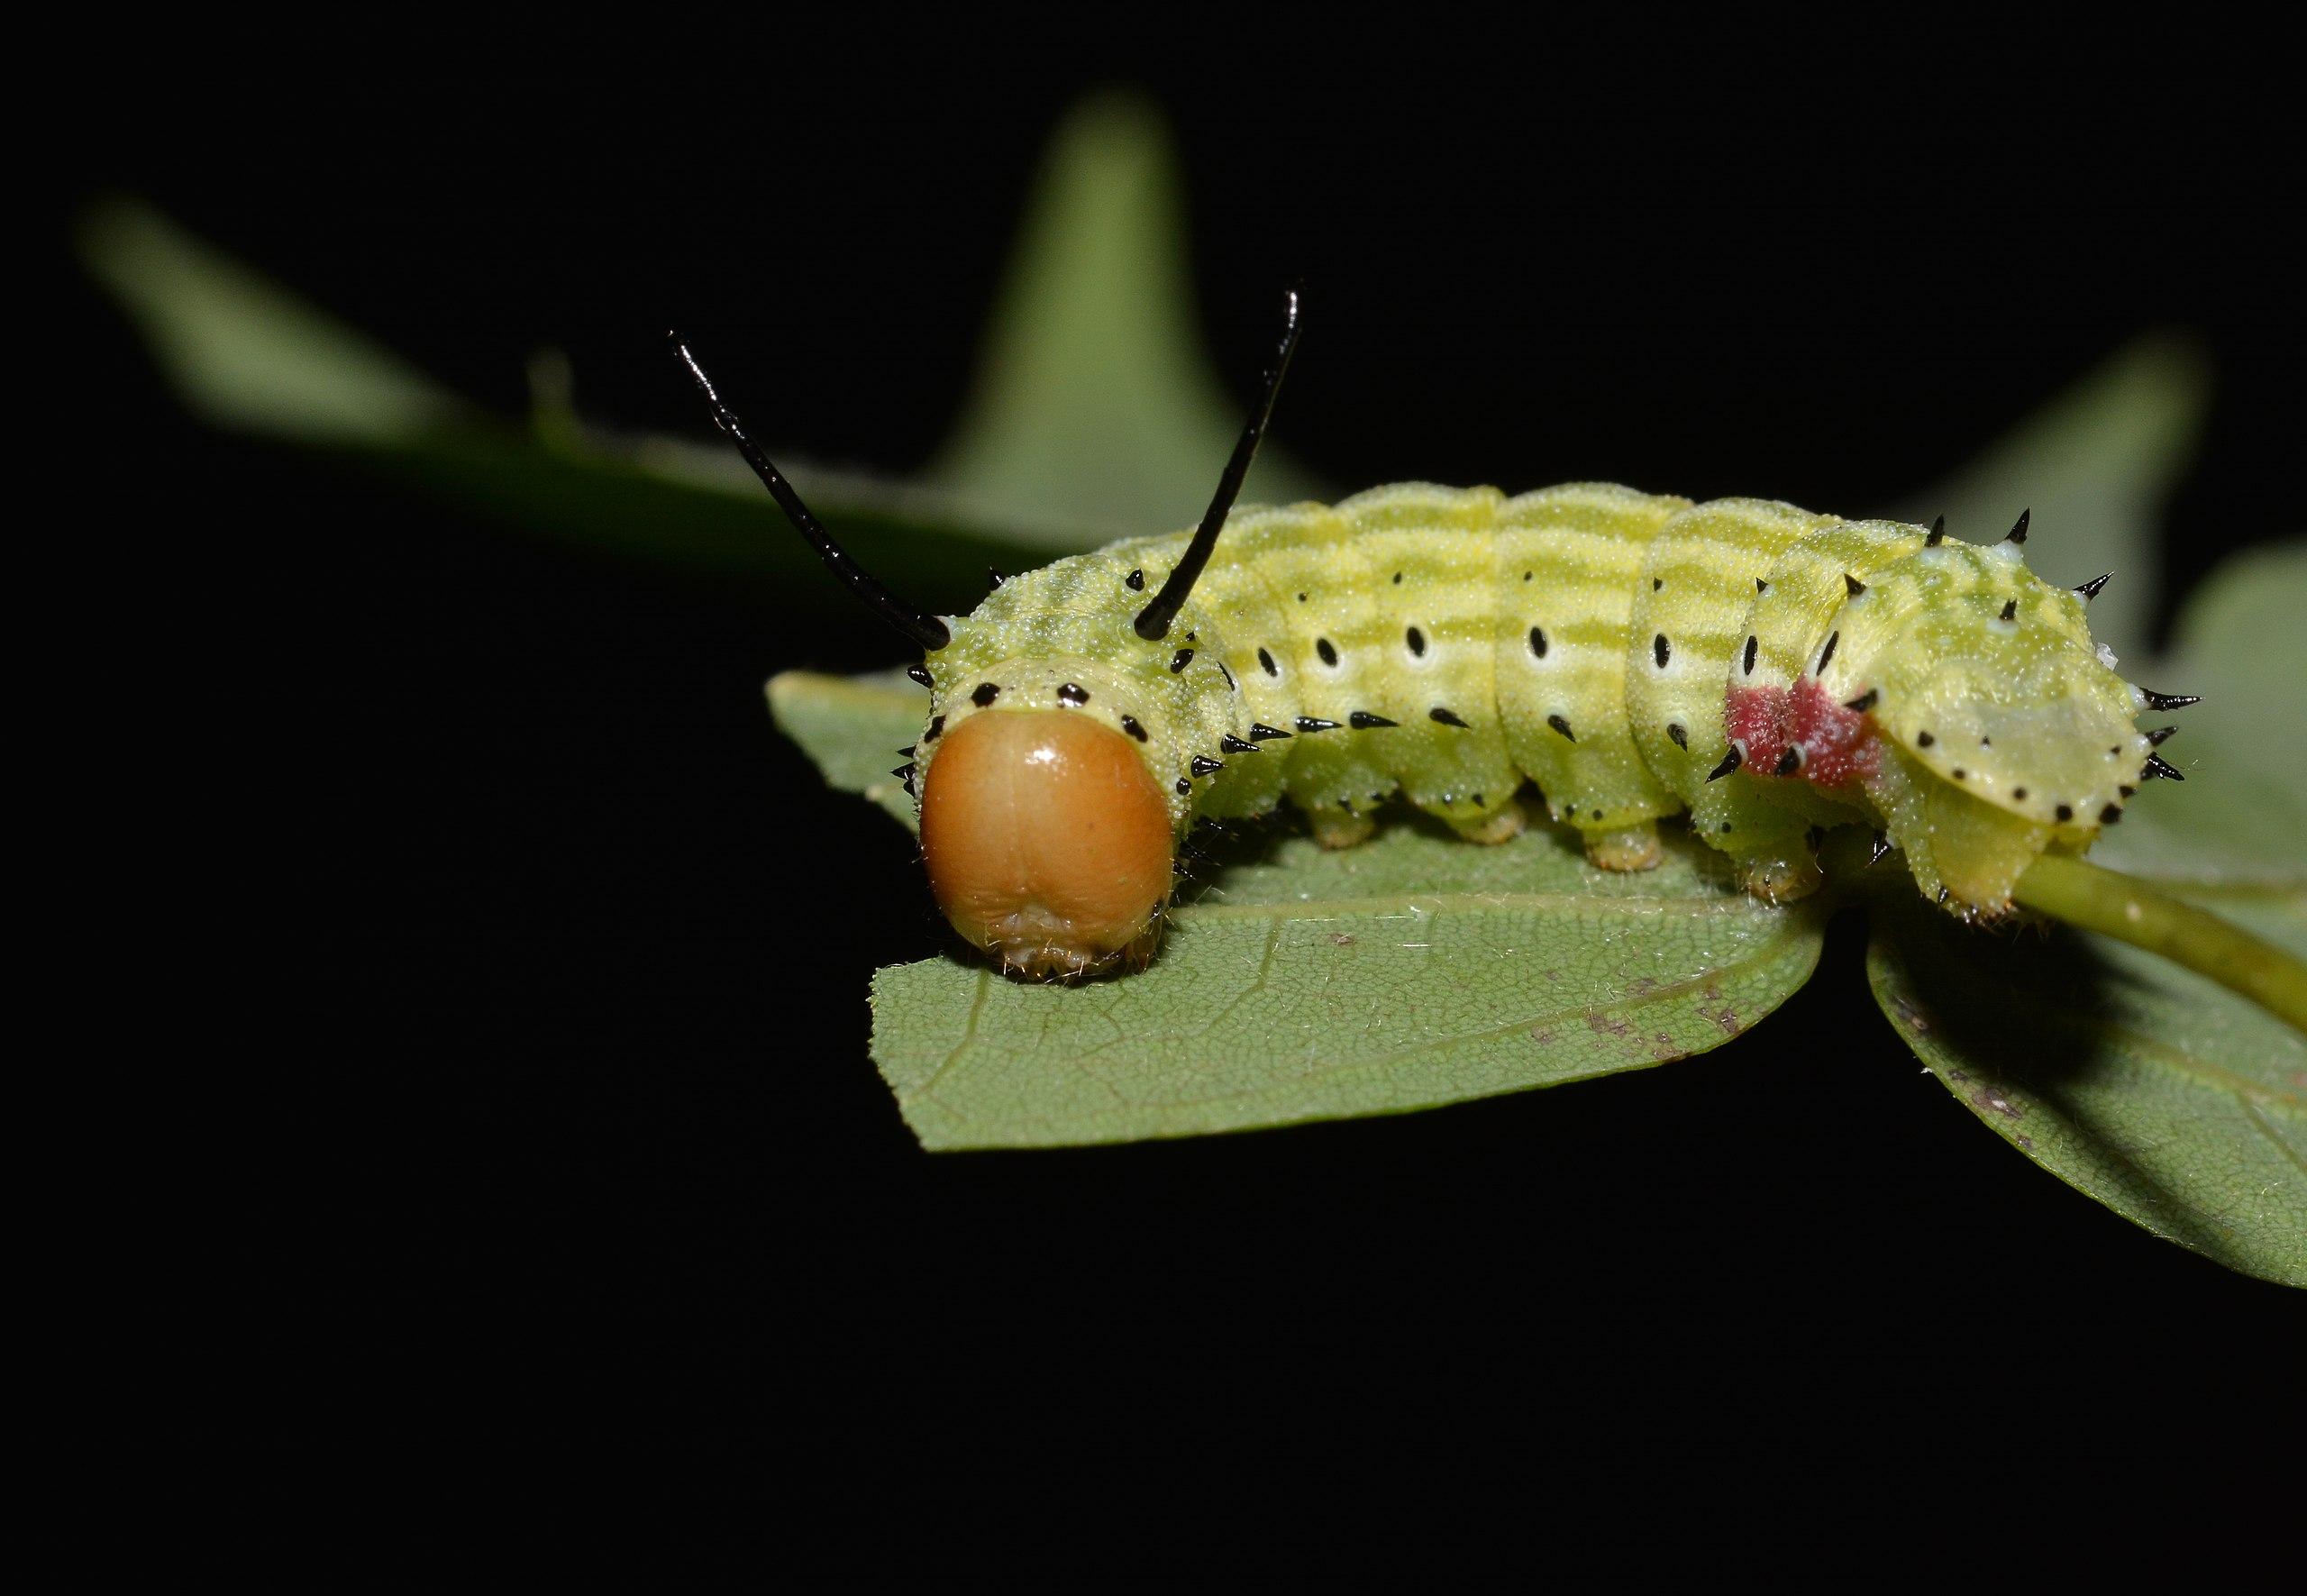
[675,291,2196,980]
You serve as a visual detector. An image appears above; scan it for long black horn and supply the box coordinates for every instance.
[670,333,951,651]
[1134,284,1305,641]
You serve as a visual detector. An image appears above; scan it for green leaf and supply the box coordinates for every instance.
[77,196,466,445]
[75,196,1063,596]
[1866,886,2306,1286]
[771,668,1822,1154]
[926,92,1324,547]
[767,670,930,831]
[2090,541,2307,885]
[80,94,1327,576]
[1867,540,2307,1281]
[871,821,1824,1151]
[1900,332,2212,664]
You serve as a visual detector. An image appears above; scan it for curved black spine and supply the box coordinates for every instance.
[1133,284,1305,642]
[670,333,951,652]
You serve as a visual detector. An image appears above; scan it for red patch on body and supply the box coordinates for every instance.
[1722,679,1880,789]
[1724,685,1795,771]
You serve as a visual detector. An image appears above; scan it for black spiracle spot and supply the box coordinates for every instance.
[1667,722,1688,750]
[1742,635,1758,675]
[1317,638,1339,668]
[971,683,998,707]
[1057,682,1089,705]
[1527,625,1547,660]
[1406,626,1426,657]
[1653,634,1670,670]
[1258,646,1278,677]
[1120,716,1149,743]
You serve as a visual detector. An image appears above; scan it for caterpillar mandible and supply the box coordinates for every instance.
[674,290,2196,980]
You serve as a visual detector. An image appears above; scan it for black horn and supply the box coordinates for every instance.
[1134,284,1305,642]
[671,333,951,651]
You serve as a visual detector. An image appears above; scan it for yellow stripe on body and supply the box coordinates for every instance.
[1746,519,1930,689]
[1149,507,1302,820]
[1232,499,1397,820]
[1491,484,1690,835]
[1327,484,1521,824]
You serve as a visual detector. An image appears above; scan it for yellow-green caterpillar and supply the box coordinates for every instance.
[676,291,2193,979]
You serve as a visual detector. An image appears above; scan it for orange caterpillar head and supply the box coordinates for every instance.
[670,292,1300,980]
[918,710,1174,980]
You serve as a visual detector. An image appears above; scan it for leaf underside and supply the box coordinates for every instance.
[1866,888,2306,1287]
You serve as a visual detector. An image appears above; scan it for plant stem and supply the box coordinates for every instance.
[2012,853,2307,1032]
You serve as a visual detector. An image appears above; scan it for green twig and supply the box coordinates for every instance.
[2012,853,2307,1032]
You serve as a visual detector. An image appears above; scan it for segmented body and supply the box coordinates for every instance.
[910,482,2155,917]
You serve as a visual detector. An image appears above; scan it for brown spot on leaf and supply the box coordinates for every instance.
[1328,934,1357,947]
[1587,1013,1633,1038]
[1968,1083,2024,1121]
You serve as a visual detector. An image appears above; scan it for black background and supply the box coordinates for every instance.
[79,43,2302,1561]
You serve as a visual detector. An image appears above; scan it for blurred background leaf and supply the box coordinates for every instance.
[927,92,1323,542]
[78,196,464,443]
[1899,332,2212,664]
[75,94,1321,613]
[2090,541,2307,883]
[76,197,1042,614]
